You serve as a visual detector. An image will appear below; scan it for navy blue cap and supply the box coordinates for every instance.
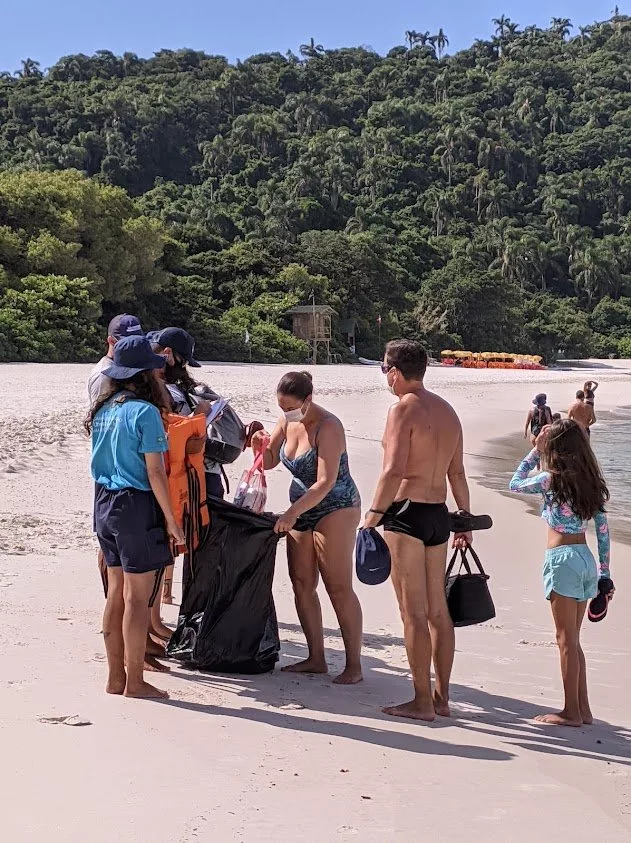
[147,327,201,367]
[102,335,166,380]
[107,314,143,341]
[355,528,391,585]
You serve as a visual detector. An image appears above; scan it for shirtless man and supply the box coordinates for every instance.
[363,340,471,722]
[568,390,595,436]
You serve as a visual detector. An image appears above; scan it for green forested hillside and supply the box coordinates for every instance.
[1,15,631,362]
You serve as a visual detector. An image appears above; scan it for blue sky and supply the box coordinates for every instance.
[0,0,622,73]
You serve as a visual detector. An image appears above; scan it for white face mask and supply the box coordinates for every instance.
[282,401,306,423]
[386,371,397,396]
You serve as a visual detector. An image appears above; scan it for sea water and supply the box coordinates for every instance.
[476,412,631,539]
[591,413,631,529]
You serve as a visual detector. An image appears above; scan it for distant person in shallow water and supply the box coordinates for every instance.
[510,419,612,727]
[252,371,363,685]
[525,393,553,445]
[568,389,595,437]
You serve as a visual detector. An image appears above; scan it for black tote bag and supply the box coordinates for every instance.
[445,545,496,627]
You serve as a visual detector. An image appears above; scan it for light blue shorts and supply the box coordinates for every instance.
[543,545,598,602]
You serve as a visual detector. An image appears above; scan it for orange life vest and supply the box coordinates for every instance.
[166,413,210,558]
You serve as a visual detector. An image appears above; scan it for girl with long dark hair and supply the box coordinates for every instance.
[86,336,184,699]
[510,419,613,726]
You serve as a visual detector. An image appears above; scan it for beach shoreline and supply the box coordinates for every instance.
[1,361,630,841]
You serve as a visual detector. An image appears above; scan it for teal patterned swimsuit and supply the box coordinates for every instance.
[280,439,360,532]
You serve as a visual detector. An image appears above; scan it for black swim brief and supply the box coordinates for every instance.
[380,500,450,547]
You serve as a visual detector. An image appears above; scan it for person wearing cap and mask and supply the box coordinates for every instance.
[87,314,144,406]
[148,328,218,604]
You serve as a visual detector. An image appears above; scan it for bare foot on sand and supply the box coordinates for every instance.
[332,667,363,685]
[150,624,172,642]
[144,656,171,673]
[281,658,328,675]
[146,637,166,657]
[433,692,451,717]
[580,706,593,725]
[106,674,126,695]
[382,700,436,722]
[124,682,169,699]
[534,711,582,727]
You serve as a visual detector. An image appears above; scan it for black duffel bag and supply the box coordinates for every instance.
[445,545,496,627]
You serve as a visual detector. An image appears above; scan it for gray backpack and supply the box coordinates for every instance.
[191,386,247,465]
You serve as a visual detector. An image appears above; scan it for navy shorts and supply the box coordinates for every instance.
[94,484,173,575]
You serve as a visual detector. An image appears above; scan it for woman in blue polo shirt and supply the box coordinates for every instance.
[86,335,184,700]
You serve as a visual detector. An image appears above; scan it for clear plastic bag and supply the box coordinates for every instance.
[233,452,267,514]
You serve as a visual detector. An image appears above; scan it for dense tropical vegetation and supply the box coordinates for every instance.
[1,13,631,361]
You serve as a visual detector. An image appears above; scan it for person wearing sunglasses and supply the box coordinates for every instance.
[363,339,472,722]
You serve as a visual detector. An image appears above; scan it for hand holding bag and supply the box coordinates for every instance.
[233,452,267,514]
[445,545,496,627]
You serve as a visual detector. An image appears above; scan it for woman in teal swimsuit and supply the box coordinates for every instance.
[252,371,363,684]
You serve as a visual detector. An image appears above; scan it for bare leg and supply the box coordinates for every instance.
[282,529,327,674]
[150,592,173,642]
[425,541,454,716]
[535,592,583,726]
[123,571,169,699]
[576,601,592,724]
[102,566,126,694]
[382,532,435,722]
[162,563,174,604]
[314,508,363,684]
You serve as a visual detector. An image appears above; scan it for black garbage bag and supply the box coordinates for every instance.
[167,497,280,674]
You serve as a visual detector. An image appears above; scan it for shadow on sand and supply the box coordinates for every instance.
[161,623,630,768]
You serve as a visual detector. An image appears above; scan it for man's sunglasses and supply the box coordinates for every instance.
[381,363,394,375]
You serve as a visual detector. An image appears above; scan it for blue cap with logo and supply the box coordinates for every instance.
[102,335,166,380]
[107,314,143,341]
[355,527,391,585]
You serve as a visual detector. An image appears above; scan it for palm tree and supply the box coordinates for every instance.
[493,16,512,38]
[473,169,490,218]
[424,186,450,236]
[572,242,619,307]
[577,25,592,45]
[434,125,464,186]
[434,29,449,59]
[434,71,449,104]
[345,207,367,234]
[484,180,512,220]
[546,92,568,133]
[405,30,419,49]
[299,38,325,59]
[550,17,572,40]
[16,57,42,78]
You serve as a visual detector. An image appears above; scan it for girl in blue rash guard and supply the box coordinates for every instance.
[510,419,613,727]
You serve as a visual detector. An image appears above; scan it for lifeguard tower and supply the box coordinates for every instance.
[286,304,337,364]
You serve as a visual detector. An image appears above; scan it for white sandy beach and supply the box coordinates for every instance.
[1,361,630,841]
